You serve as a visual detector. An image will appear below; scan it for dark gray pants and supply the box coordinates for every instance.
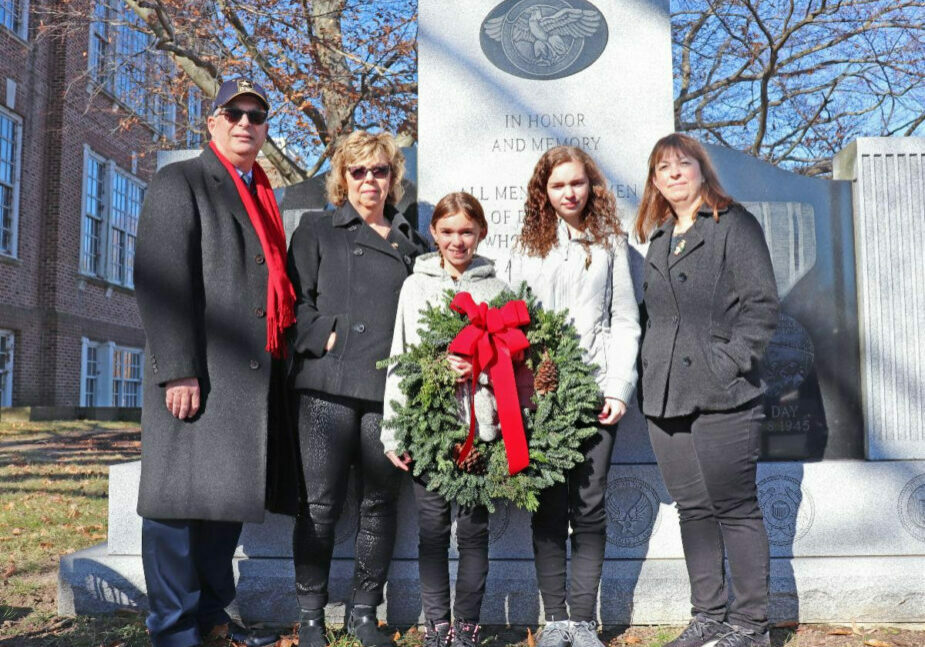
[413,478,490,623]
[292,390,402,610]
[531,426,615,622]
[647,402,769,633]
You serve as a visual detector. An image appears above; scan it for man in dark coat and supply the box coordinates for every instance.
[134,77,294,647]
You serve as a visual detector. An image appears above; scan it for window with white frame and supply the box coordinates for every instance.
[88,0,176,137]
[80,147,145,287]
[81,339,143,407]
[0,0,28,40]
[112,345,142,407]
[0,330,13,406]
[187,86,202,147]
[0,108,21,258]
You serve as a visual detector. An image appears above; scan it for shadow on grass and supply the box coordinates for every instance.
[0,606,32,622]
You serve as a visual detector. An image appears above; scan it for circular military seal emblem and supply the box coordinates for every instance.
[480,0,608,80]
[605,476,660,548]
[334,479,359,545]
[488,500,512,544]
[757,475,814,546]
[898,473,925,542]
[762,313,815,400]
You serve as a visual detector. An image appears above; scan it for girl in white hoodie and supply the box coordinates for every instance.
[382,192,510,647]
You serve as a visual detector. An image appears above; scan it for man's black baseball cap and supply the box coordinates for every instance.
[211,77,270,112]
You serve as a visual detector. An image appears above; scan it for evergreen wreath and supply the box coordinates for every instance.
[379,283,602,512]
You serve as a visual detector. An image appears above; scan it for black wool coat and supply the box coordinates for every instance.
[287,202,429,401]
[134,147,299,522]
[640,203,780,418]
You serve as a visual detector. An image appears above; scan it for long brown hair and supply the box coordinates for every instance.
[518,146,624,258]
[634,133,732,243]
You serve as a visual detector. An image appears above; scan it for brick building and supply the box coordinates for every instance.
[0,0,202,408]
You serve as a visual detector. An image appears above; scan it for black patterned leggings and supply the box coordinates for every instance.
[292,390,402,610]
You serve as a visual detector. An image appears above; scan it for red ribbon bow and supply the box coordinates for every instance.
[448,292,531,475]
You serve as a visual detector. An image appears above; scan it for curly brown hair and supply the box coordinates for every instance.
[634,133,732,243]
[517,146,624,259]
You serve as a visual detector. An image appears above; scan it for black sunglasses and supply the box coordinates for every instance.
[347,164,391,180]
[220,107,269,125]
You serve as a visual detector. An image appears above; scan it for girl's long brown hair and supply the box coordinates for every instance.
[518,146,624,259]
[634,133,733,243]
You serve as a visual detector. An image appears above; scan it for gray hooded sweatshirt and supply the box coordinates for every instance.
[381,251,512,455]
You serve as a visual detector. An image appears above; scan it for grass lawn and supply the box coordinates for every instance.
[0,419,922,647]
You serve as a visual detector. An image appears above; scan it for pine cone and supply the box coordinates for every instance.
[534,349,559,395]
[452,442,487,474]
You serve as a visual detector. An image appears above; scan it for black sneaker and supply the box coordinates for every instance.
[346,604,395,647]
[664,615,730,647]
[452,620,481,647]
[423,620,453,647]
[714,625,770,647]
[298,609,327,647]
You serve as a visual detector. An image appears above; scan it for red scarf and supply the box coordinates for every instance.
[209,142,296,358]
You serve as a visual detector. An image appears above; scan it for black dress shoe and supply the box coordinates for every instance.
[207,621,279,647]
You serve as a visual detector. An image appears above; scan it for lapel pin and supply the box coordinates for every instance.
[673,239,686,256]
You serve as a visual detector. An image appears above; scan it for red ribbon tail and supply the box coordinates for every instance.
[490,345,530,475]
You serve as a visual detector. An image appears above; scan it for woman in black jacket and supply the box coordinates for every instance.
[287,130,428,647]
[635,134,779,647]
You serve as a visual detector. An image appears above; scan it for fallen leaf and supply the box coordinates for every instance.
[278,638,294,647]
[864,640,892,647]
[2,563,15,579]
[526,627,536,647]
[393,631,401,641]
[378,619,387,627]
[827,628,853,635]
[621,636,642,645]
[11,528,21,535]
[774,621,799,629]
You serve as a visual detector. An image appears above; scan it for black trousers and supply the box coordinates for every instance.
[292,390,402,609]
[647,402,769,633]
[531,426,615,622]
[141,517,242,647]
[413,478,490,623]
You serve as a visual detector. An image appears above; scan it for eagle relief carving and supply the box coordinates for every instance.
[480,0,608,80]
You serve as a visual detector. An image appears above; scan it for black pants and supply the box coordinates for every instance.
[531,426,615,622]
[413,478,490,623]
[647,402,769,633]
[141,517,242,647]
[292,390,402,609]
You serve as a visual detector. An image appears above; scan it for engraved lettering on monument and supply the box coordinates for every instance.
[480,0,608,80]
[898,474,925,542]
[605,476,660,548]
[757,475,814,546]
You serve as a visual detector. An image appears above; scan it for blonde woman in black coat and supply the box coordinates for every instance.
[635,134,779,647]
[287,130,428,647]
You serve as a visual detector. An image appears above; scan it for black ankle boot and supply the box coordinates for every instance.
[346,604,394,647]
[298,608,327,647]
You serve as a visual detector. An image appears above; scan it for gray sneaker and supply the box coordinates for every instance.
[664,616,730,647]
[569,620,605,647]
[714,625,770,647]
[536,620,571,647]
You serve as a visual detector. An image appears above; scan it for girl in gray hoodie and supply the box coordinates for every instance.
[382,192,511,647]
